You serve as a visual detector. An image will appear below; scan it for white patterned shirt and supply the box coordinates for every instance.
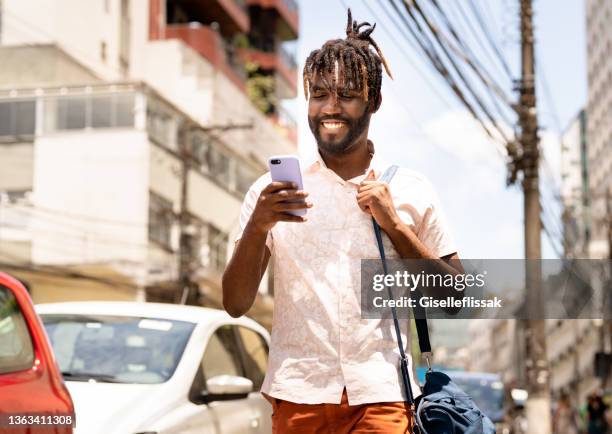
[234,151,457,405]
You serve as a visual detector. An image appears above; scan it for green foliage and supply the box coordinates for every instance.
[245,62,276,115]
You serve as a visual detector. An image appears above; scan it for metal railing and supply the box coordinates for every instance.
[278,44,297,70]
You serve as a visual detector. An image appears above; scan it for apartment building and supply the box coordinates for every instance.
[0,0,299,328]
[585,0,612,260]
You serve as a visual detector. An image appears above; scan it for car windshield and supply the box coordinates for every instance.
[448,375,504,420]
[41,314,195,384]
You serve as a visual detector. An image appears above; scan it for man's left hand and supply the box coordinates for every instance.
[356,169,401,232]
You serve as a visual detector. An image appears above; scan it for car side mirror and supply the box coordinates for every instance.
[200,375,253,403]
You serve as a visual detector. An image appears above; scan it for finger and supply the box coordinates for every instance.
[277,213,308,223]
[274,201,313,211]
[357,183,383,193]
[360,180,387,187]
[356,190,376,202]
[365,169,376,180]
[356,200,368,213]
[356,196,372,211]
[264,181,297,193]
[271,190,309,202]
[269,189,297,201]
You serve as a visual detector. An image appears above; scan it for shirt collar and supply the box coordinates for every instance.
[306,142,387,185]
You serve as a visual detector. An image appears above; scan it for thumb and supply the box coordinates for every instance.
[366,169,376,180]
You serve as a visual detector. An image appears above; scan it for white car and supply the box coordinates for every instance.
[35,301,272,434]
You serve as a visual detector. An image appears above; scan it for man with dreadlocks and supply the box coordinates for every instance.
[223,9,461,433]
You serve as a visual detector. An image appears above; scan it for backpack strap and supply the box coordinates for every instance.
[372,165,433,406]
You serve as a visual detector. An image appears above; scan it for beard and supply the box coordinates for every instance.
[308,108,370,155]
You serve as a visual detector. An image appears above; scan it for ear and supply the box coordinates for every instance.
[369,93,382,113]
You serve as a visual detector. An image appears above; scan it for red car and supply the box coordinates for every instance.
[0,272,74,433]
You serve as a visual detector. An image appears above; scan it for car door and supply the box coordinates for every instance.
[0,273,75,434]
[234,326,272,434]
[188,324,258,434]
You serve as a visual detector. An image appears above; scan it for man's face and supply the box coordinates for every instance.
[307,70,374,155]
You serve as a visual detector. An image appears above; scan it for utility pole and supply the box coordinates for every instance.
[177,122,253,305]
[517,1,552,432]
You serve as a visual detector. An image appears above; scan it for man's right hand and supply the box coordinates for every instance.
[250,181,312,233]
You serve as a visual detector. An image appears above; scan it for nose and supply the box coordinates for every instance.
[321,93,341,116]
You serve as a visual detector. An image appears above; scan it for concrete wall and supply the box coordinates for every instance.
[0,45,100,89]
[31,129,150,265]
[1,0,138,80]
[139,40,295,167]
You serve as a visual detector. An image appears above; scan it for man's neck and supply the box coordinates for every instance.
[319,139,374,181]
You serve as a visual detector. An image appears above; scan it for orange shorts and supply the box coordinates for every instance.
[263,388,414,434]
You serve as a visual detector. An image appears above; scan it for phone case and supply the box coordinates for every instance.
[268,155,306,216]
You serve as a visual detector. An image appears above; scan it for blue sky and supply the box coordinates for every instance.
[290,0,587,260]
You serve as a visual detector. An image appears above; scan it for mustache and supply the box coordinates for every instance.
[315,116,352,124]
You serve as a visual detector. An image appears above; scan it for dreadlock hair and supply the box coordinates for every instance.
[303,8,393,106]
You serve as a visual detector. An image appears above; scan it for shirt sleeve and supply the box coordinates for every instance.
[234,173,273,253]
[418,180,458,258]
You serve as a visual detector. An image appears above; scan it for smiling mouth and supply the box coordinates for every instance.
[320,120,347,131]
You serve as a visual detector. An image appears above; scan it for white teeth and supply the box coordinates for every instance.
[322,122,345,129]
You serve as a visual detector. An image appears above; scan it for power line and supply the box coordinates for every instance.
[413,0,517,138]
[465,0,514,78]
[0,252,141,291]
[385,0,486,129]
[10,203,148,227]
[361,0,456,109]
[391,0,512,148]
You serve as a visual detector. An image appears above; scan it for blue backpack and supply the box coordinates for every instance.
[373,166,496,434]
[414,371,496,433]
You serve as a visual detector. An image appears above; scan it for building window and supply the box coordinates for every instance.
[115,94,134,127]
[48,93,135,132]
[148,192,174,249]
[207,147,230,185]
[207,224,228,271]
[92,95,113,128]
[236,164,258,195]
[58,97,87,130]
[147,102,178,151]
[0,99,36,138]
[188,131,237,189]
[187,216,228,273]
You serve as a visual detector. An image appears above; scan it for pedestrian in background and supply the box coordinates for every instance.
[587,393,610,434]
[553,392,579,434]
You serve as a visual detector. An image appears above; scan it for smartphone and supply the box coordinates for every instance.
[268,155,307,217]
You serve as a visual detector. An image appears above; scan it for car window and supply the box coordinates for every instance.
[201,325,242,381]
[0,285,35,374]
[236,326,268,390]
[41,314,195,384]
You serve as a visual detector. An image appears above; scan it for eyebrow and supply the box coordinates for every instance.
[310,83,360,92]
[310,85,327,92]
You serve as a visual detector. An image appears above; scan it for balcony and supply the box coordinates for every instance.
[165,0,249,36]
[238,44,297,98]
[247,0,299,40]
[165,23,246,91]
